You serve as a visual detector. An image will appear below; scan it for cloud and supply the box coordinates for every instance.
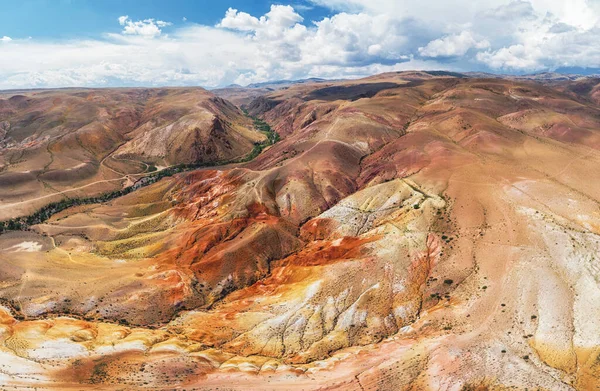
[292,3,314,11]
[218,5,303,33]
[479,0,535,21]
[313,0,600,71]
[473,2,600,71]
[476,44,542,70]
[215,6,418,85]
[0,25,258,89]
[1,1,600,89]
[476,26,600,71]
[1,36,12,42]
[419,31,489,58]
[310,0,599,27]
[118,15,172,37]
[218,8,261,31]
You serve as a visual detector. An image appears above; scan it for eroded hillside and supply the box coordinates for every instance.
[0,72,599,390]
[0,88,265,220]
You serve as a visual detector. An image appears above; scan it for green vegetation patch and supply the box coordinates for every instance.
[0,112,280,234]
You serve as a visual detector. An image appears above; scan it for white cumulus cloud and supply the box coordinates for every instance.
[419,31,490,58]
[118,15,172,37]
[218,5,303,33]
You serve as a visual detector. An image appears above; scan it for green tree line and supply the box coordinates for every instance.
[0,114,279,234]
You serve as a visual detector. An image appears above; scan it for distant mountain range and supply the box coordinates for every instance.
[218,71,600,92]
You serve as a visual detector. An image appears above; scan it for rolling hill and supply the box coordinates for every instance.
[0,87,265,220]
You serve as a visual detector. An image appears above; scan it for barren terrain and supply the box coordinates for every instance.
[0,87,264,220]
[0,71,599,390]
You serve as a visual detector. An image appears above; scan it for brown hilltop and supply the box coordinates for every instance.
[0,87,265,220]
[0,72,600,390]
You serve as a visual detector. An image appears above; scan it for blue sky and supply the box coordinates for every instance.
[0,0,599,89]
[0,0,331,40]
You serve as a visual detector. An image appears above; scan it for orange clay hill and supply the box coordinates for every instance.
[0,71,600,390]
